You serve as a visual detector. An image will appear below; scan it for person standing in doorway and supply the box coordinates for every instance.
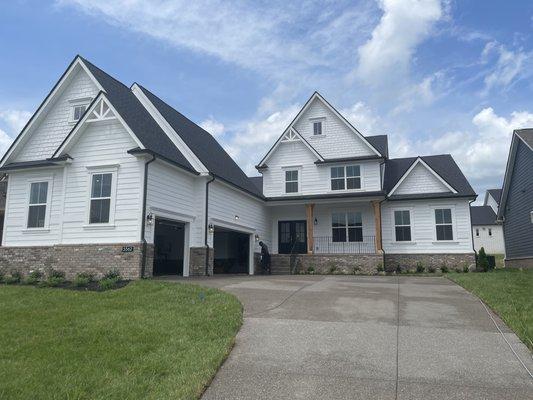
[259,241,271,275]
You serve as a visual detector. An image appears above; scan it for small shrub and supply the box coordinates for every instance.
[477,247,490,272]
[376,263,384,273]
[0,269,5,283]
[454,268,462,273]
[416,262,425,273]
[99,277,118,291]
[352,266,361,275]
[463,265,470,273]
[5,271,23,284]
[396,265,402,274]
[428,266,436,273]
[306,266,315,274]
[103,268,121,280]
[48,269,66,280]
[74,274,91,287]
[24,270,44,285]
[440,265,449,273]
[43,276,66,287]
[329,265,337,274]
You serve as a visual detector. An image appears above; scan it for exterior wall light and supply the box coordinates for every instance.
[208,223,214,234]
[234,215,239,220]
[255,234,260,242]
[314,218,318,225]
[146,213,154,225]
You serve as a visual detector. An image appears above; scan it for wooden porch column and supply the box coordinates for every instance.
[305,203,315,254]
[371,200,383,253]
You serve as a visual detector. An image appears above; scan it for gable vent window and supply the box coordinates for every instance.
[313,121,322,135]
[285,170,299,193]
[27,182,49,228]
[435,208,453,241]
[90,173,112,224]
[331,165,361,191]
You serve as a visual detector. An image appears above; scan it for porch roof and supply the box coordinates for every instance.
[265,190,385,204]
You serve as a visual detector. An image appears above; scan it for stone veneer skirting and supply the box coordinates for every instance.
[384,253,476,272]
[270,253,384,275]
[504,257,533,269]
[0,243,144,279]
[189,246,214,276]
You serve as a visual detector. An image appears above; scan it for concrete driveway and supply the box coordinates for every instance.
[173,275,533,399]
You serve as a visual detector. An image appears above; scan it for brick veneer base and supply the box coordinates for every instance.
[189,246,214,276]
[270,253,384,275]
[384,253,476,272]
[504,257,533,269]
[0,243,143,279]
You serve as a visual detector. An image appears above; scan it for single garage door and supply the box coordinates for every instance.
[153,219,185,275]
[213,227,250,274]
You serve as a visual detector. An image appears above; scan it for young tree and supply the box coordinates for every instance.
[478,247,489,272]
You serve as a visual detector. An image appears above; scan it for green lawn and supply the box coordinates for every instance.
[0,280,242,399]
[448,269,532,350]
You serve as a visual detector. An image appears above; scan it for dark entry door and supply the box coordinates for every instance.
[153,219,185,275]
[278,220,307,254]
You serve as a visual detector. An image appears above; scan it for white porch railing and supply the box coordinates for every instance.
[313,236,376,254]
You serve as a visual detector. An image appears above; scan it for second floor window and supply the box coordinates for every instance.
[73,104,87,121]
[435,208,453,240]
[394,210,411,241]
[332,212,363,242]
[331,165,361,190]
[285,170,299,193]
[27,182,49,228]
[90,173,112,224]
[313,121,322,135]
[475,228,479,237]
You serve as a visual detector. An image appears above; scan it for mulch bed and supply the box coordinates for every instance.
[2,280,130,292]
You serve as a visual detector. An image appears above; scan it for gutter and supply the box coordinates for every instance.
[204,175,215,276]
[468,199,478,270]
[140,154,157,277]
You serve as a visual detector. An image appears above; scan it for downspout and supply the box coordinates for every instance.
[140,154,157,277]
[204,175,215,276]
[468,199,477,270]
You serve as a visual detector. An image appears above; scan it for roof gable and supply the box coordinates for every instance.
[389,158,456,196]
[484,188,502,206]
[471,206,497,225]
[0,56,103,167]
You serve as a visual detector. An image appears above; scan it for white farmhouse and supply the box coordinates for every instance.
[0,56,477,277]
[471,190,505,255]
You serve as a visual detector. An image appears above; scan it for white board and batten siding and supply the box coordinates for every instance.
[208,180,271,252]
[382,199,474,254]
[472,225,505,254]
[262,140,381,198]
[14,68,99,162]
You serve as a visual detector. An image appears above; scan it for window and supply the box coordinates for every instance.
[475,228,479,237]
[73,104,87,121]
[394,210,411,241]
[530,211,533,223]
[27,182,48,228]
[285,170,299,193]
[313,121,322,135]
[332,212,362,242]
[435,208,453,240]
[488,228,492,236]
[331,165,361,190]
[89,173,112,224]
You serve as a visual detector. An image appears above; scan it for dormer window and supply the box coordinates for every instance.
[313,121,322,135]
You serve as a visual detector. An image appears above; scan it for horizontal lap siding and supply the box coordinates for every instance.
[382,198,474,254]
[503,141,533,259]
[60,120,142,244]
[15,68,99,162]
[3,169,64,246]
[208,181,270,252]
[145,161,204,246]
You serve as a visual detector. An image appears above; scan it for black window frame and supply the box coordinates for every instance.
[27,181,49,229]
[435,208,453,241]
[394,210,411,242]
[284,169,299,194]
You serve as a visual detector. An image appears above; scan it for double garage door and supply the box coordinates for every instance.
[153,219,250,276]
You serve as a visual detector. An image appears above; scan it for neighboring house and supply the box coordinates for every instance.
[0,56,477,278]
[0,178,6,244]
[497,129,533,268]
[484,188,502,214]
[471,195,504,254]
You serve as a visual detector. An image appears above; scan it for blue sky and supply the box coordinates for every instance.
[1,0,533,202]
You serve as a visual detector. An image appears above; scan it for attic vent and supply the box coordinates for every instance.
[281,129,299,142]
[86,99,116,122]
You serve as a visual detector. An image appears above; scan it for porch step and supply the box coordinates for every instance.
[270,266,290,275]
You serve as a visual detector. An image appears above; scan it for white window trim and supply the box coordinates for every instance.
[331,210,363,243]
[430,205,458,243]
[281,166,302,195]
[69,97,92,124]
[310,117,326,137]
[329,164,363,192]
[84,165,119,228]
[23,176,54,232]
[391,208,415,244]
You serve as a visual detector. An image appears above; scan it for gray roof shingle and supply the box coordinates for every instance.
[487,188,502,205]
[515,128,533,149]
[471,206,497,225]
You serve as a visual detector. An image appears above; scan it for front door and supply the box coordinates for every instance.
[278,220,307,254]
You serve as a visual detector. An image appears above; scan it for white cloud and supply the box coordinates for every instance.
[356,0,444,84]
[0,128,14,158]
[0,110,32,135]
[200,118,225,137]
[341,101,380,134]
[482,41,529,93]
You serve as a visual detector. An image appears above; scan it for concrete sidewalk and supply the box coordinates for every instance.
[161,275,533,399]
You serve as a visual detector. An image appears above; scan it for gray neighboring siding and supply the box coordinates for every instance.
[503,140,533,259]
